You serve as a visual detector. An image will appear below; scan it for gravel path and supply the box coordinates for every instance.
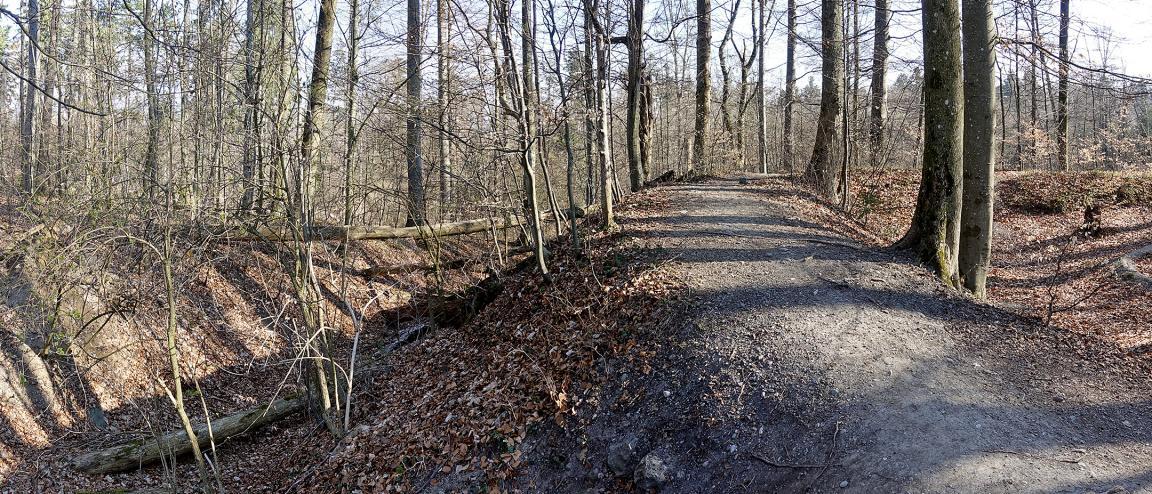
[519,179,1152,493]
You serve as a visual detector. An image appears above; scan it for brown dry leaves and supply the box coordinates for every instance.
[303,198,685,493]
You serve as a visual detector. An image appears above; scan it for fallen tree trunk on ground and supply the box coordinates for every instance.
[207,205,599,242]
[73,396,306,474]
[209,216,522,242]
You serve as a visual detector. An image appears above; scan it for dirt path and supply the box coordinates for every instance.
[519,180,1152,493]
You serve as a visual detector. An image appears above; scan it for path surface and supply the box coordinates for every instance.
[520,180,1152,493]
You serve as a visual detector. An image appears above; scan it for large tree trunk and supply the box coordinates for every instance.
[782,0,796,174]
[804,0,843,199]
[691,0,711,172]
[586,0,615,228]
[959,0,997,298]
[1056,0,1070,171]
[898,0,964,283]
[406,0,426,225]
[868,0,888,167]
[756,0,768,173]
[625,0,646,191]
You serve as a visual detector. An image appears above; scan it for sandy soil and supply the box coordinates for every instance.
[517,179,1152,493]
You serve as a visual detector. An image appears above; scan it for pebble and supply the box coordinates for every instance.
[663,390,672,398]
[840,480,850,488]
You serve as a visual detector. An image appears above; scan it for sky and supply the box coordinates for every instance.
[1074,0,1152,75]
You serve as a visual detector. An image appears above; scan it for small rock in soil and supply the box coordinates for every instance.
[634,453,669,491]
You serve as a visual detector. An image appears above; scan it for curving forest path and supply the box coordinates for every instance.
[519,179,1152,494]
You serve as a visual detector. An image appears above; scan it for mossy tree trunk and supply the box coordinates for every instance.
[898,0,964,284]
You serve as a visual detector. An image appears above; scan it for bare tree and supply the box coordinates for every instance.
[899,0,964,283]
[868,0,888,167]
[692,0,711,172]
[959,0,997,298]
[805,0,843,199]
[407,0,426,225]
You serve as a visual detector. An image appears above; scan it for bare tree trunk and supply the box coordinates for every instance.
[586,0,615,228]
[625,0,646,191]
[240,0,261,211]
[298,0,341,435]
[21,0,40,196]
[541,0,580,248]
[1056,0,1070,170]
[692,0,711,172]
[344,0,361,225]
[437,0,453,214]
[406,0,426,225]
[583,20,597,206]
[718,0,738,156]
[804,0,843,199]
[898,0,963,284]
[782,0,796,174]
[757,0,768,173]
[143,0,161,201]
[868,0,887,167]
[959,0,997,298]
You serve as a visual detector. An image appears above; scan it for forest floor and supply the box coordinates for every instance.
[6,173,1152,493]
[517,177,1152,493]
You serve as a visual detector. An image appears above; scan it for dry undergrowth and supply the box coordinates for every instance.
[288,195,685,492]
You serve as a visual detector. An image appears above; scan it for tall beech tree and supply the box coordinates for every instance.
[1056,0,1070,170]
[406,0,426,225]
[959,0,997,298]
[804,0,843,198]
[868,0,888,166]
[692,0,711,172]
[898,0,963,282]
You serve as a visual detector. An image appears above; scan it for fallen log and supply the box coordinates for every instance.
[209,216,523,242]
[73,396,306,474]
[206,205,599,242]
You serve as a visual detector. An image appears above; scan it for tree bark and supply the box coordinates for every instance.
[1056,0,1070,170]
[868,0,888,167]
[406,0,426,225]
[804,0,843,199]
[21,0,40,196]
[782,0,796,174]
[756,0,768,173]
[437,0,453,214]
[959,0,997,298]
[692,0,711,172]
[625,0,647,191]
[73,397,306,474]
[898,0,964,283]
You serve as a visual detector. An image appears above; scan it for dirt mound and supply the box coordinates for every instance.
[999,171,1152,214]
